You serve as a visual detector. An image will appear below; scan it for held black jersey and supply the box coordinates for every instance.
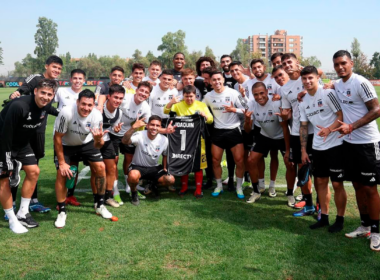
[167,114,204,176]
[223,72,237,89]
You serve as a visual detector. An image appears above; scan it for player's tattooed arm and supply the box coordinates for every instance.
[299,121,310,164]
[122,127,136,145]
[353,98,380,130]
[95,176,106,195]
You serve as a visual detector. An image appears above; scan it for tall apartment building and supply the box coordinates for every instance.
[243,30,303,64]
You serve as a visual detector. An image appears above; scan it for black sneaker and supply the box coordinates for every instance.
[202,179,213,190]
[144,183,153,195]
[328,222,344,233]
[9,160,22,187]
[131,192,140,206]
[17,213,39,228]
[227,178,235,192]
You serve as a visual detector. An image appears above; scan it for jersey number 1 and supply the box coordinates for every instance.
[180,130,186,151]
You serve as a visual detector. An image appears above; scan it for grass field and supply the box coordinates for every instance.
[1,87,380,280]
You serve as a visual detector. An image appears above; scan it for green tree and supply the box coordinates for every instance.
[300,56,322,68]
[0,41,3,65]
[370,52,380,79]
[34,17,59,70]
[230,39,252,67]
[145,51,157,63]
[157,30,188,68]
[186,50,203,71]
[351,38,361,61]
[14,53,37,76]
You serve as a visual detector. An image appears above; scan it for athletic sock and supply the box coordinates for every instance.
[4,207,18,224]
[236,177,243,191]
[258,178,265,188]
[17,197,31,218]
[11,186,18,203]
[370,220,380,234]
[105,190,112,200]
[287,188,294,196]
[226,149,235,178]
[328,215,345,233]
[124,174,129,187]
[32,183,38,199]
[252,182,259,194]
[113,180,120,196]
[180,175,189,193]
[93,194,97,205]
[360,214,371,227]
[244,171,250,182]
[58,202,66,213]
[96,194,105,208]
[194,170,203,195]
[31,198,38,204]
[216,179,222,189]
[67,185,75,197]
[310,214,329,229]
[304,193,313,207]
[269,180,275,188]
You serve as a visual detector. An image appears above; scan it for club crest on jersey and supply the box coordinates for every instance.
[86,122,91,129]
[267,84,272,90]
[137,109,142,115]
[268,111,273,117]
[169,95,173,100]
[27,112,32,120]
[225,97,230,102]
[347,90,351,97]
[40,111,46,119]
[318,100,323,107]
[155,146,160,152]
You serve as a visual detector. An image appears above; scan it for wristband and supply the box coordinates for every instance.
[348,124,353,133]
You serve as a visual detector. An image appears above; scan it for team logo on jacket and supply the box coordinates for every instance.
[268,111,273,117]
[155,146,160,152]
[40,111,46,119]
[347,90,351,97]
[267,84,272,89]
[225,97,230,102]
[318,100,323,107]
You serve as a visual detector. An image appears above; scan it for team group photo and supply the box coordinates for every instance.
[1,1,380,279]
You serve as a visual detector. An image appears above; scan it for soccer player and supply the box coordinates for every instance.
[270,52,283,68]
[53,69,86,207]
[195,57,216,79]
[248,59,281,195]
[164,85,213,198]
[142,60,161,86]
[96,66,125,111]
[172,52,186,82]
[0,79,57,233]
[203,71,248,199]
[220,55,237,89]
[121,115,176,204]
[122,63,146,94]
[299,66,347,232]
[110,82,152,205]
[100,85,125,208]
[8,55,63,214]
[245,82,292,204]
[279,53,315,212]
[150,69,179,123]
[54,89,111,228]
[177,68,202,100]
[331,50,380,251]
[272,65,290,87]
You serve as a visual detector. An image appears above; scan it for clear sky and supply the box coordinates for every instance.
[1,0,379,75]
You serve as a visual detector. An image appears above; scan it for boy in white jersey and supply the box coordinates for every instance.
[122,115,176,204]
[96,66,125,111]
[248,59,282,194]
[150,69,179,122]
[203,71,248,199]
[142,60,161,86]
[54,90,112,228]
[279,53,315,213]
[109,82,152,205]
[331,50,380,251]
[244,82,292,204]
[299,66,347,232]
[123,63,145,94]
[53,69,86,207]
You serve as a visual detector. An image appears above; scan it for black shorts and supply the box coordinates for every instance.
[242,130,255,150]
[128,164,168,183]
[290,134,313,164]
[252,134,286,157]
[11,144,38,166]
[312,145,344,181]
[212,127,243,150]
[109,133,135,156]
[55,141,103,169]
[343,141,380,185]
[30,132,45,160]
[100,140,117,160]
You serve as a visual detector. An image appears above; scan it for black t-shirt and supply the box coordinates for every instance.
[172,69,182,82]
[95,82,110,95]
[0,96,52,167]
[194,79,212,98]
[223,72,237,89]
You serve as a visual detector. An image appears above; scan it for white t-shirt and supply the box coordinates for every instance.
[55,105,103,146]
[54,87,79,110]
[203,87,248,129]
[102,101,123,141]
[281,77,313,136]
[112,94,151,137]
[299,88,343,150]
[234,79,250,128]
[177,87,202,101]
[246,74,281,101]
[334,73,380,144]
[248,99,283,139]
[142,76,160,85]
[150,85,179,118]
[131,130,168,167]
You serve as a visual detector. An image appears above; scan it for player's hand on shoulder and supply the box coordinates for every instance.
[297,90,307,102]
[10,91,21,99]
[323,81,335,90]
[272,93,281,101]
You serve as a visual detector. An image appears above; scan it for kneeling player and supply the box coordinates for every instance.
[122,116,175,204]
[299,66,347,232]
[54,89,112,228]
[245,82,292,204]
